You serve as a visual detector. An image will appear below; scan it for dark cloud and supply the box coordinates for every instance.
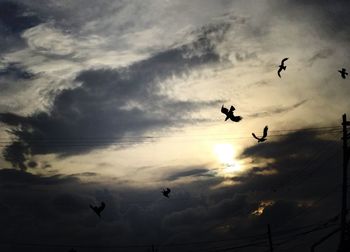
[248,99,307,118]
[0,128,344,251]
[0,23,228,169]
[307,48,334,66]
[236,129,341,227]
[0,63,35,80]
[165,167,211,181]
[0,1,42,51]
[283,0,350,41]
[0,2,41,34]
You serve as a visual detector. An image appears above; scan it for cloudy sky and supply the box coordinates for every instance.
[0,0,350,251]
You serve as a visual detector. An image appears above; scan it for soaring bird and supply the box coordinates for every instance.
[221,105,242,122]
[162,188,171,198]
[277,58,288,78]
[338,68,348,79]
[90,202,105,217]
[252,126,268,143]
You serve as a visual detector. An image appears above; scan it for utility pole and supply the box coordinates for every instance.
[151,244,158,252]
[267,224,274,252]
[339,113,350,251]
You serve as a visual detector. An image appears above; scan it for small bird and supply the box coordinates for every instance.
[162,188,171,198]
[221,105,242,122]
[252,126,268,143]
[90,202,105,217]
[338,68,348,79]
[277,58,288,78]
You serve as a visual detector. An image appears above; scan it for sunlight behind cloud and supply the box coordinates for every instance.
[213,143,241,176]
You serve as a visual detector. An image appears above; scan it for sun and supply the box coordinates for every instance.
[213,143,241,174]
[214,143,234,164]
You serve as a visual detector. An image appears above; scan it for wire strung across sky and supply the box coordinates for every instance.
[0,126,341,147]
[0,219,337,251]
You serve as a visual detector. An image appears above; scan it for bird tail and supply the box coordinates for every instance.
[283,66,286,70]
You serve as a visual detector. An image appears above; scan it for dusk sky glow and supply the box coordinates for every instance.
[0,1,350,251]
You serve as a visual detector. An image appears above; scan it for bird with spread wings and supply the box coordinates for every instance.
[338,68,348,79]
[162,188,171,198]
[252,126,268,143]
[221,105,242,122]
[90,202,106,217]
[277,58,288,78]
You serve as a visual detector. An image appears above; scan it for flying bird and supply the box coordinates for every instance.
[90,202,105,217]
[252,126,268,143]
[221,105,242,122]
[277,58,288,78]
[338,68,348,79]
[162,188,171,198]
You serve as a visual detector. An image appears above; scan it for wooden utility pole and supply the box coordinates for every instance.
[339,114,350,251]
[267,224,274,252]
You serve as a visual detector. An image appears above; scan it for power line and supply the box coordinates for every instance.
[0,220,337,251]
[283,184,342,225]
[0,126,340,142]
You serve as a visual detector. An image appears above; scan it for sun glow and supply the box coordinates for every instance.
[214,143,234,164]
[213,143,241,174]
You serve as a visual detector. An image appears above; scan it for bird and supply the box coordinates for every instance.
[252,125,268,143]
[277,58,288,78]
[89,202,105,217]
[162,188,171,198]
[338,68,348,79]
[221,105,242,122]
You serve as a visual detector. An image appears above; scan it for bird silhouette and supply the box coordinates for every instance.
[90,202,105,217]
[277,58,288,78]
[221,105,242,122]
[252,126,268,143]
[338,68,348,79]
[162,188,171,198]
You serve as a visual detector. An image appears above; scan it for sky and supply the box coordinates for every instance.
[0,0,350,251]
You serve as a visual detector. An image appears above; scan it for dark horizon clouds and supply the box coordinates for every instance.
[0,129,343,252]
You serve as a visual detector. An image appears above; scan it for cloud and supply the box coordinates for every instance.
[0,23,228,169]
[165,167,211,181]
[307,48,334,66]
[0,63,35,80]
[248,99,307,118]
[0,1,42,51]
[0,127,342,251]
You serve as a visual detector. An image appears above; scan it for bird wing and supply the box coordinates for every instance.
[262,126,268,138]
[221,105,228,115]
[252,133,260,140]
[229,106,235,113]
[281,58,288,64]
[98,202,106,212]
[277,68,282,78]
[232,116,242,122]
[166,188,171,193]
